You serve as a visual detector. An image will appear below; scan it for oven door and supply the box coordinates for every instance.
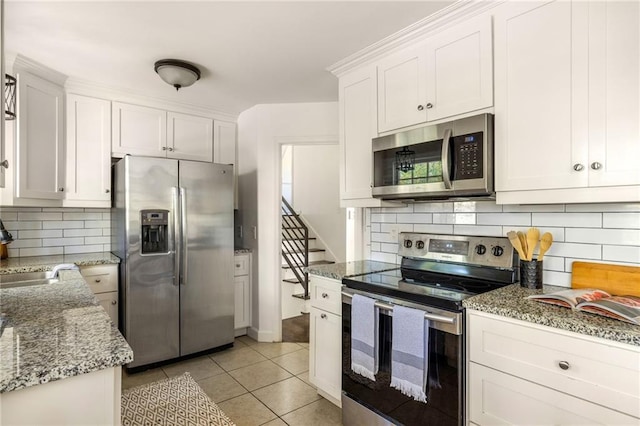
[342,291,463,426]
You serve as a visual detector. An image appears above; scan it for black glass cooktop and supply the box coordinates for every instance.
[342,267,511,312]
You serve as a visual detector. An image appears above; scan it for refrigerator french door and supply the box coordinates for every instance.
[113,156,234,369]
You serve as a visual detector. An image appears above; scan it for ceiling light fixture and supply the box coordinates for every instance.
[154,59,201,91]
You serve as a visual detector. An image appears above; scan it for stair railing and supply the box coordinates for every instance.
[281,197,309,298]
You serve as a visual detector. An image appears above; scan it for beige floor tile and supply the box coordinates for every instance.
[197,372,248,403]
[236,335,259,346]
[298,342,310,349]
[260,418,287,426]
[281,398,342,426]
[161,355,224,380]
[252,342,302,359]
[228,360,292,391]
[233,338,249,348]
[296,371,314,388]
[252,377,321,416]
[217,393,277,426]
[122,367,167,390]
[211,346,268,371]
[271,348,309,375]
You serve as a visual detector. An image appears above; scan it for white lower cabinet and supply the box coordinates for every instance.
[308,274,342,407]
[467,310,640,425]
[80,264,118,328]
[234,253,251,333]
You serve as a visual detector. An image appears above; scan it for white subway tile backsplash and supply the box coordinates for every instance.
[542,270,572,287]
[371,223,381,232]
[454,225,503,236]
[413,224,454,234]
[602,213,640,229]
[540,256,565,272]
[371,232,397,243]
[503,226,565,242]
[455,201,502,213]
[413,202,453,213]
[1,208,111,257]
[566,203,640,212]
[370,213,397,223]
[381,243,399,253]
[477,213,531,226]
[603,245,640,263]
[544,242,601,259]
[433,213,455,224]
[381,223,413,234]
[502,204,565,213]
[397,213,432,224]
[565,228,640,246]
[532,213,602,228]
[370,242,381,252]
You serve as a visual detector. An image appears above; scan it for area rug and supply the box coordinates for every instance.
[121,372,236,426]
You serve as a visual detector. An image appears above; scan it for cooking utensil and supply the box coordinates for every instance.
[517,231,528,260]
[526,227,540,261]
[507,231,527,260]
[538,232,553,261]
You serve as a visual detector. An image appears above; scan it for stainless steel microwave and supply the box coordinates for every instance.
[372,113,494,201]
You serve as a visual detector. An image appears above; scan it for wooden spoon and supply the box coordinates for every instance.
[507,231,527,260]
[517,231,528,260]
[526,227,540,261]
[538,232,553,261]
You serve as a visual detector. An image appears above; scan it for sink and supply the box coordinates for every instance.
[0,271,60,289]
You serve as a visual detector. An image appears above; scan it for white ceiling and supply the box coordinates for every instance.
[5,1,454,116]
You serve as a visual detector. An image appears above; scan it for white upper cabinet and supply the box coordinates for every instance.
[17,71,65,200]
[112,102,166,158]
[377,14,493,133]
[495,0,640,203]
[65,94,111,207]
[214,120,237,165]
[167,112,213,162]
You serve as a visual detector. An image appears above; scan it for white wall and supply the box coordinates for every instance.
[365,201,640,287]
[292,144,345,262]
[237,102,338,342]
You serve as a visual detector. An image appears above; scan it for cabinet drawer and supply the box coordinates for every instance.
[310,275,342,315]
[80,265,118,294]
[234,254,249,276]
[469,363,638,425]
[468,311,640,418]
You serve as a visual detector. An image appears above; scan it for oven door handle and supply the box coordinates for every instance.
[441,128,453,189]
[342,291,457,325]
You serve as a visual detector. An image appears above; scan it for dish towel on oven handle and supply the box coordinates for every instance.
[351,294,379,381]
[390,305,428,402]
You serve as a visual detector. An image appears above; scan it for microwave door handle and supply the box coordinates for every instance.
[441,128,453,189]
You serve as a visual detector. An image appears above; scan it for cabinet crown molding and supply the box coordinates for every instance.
[327,0,505,77]
[11,54,68,86]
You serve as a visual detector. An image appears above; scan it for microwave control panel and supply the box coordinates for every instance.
[452,131,483,180]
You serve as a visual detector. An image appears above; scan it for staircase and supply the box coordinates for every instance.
[281,197,334,319]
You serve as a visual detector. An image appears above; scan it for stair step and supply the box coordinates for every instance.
[283,237,316,241]
[283,278,300,284]
[282,260,335,270]
[292,293,311,300]
[282,248,326,254]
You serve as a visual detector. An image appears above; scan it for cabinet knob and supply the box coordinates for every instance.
[558,361,570,370]
[105,189,110,193]
[322,292,328,298]
[111,300,117,305]
[573,163,584,171]
[417,105,424,111]
[320,313,327,319]
[94,278,101,283]
[236,264,241,268]
[0,159,8,169]
[167,147,174,152]
[162,146,167,151]
[58,187,64,192]
[590,162,602,170]
[426,103,433,109]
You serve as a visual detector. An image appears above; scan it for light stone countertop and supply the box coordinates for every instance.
[0,268,133,393]
[234,248,253,255]
[305,260,399,281]
[463,284,640,346]
[0,252,120,274]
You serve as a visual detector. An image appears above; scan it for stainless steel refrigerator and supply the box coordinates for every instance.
[112,156,234,369]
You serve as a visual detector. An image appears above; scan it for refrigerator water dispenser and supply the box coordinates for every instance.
[141,210,169,254]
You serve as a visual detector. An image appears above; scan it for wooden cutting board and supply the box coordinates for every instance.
[571,262,640,297]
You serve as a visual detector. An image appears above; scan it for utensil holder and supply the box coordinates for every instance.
[520,259,542,289]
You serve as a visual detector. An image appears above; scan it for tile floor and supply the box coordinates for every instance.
[122,336,342,426]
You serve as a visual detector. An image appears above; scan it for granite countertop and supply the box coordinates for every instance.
[464,284,640,346]
[0,269,133,393]
[0,252,120,275]
[234,248,252,254]
[306,260,399,281]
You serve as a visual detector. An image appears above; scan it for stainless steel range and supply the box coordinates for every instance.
[341,232,519,426]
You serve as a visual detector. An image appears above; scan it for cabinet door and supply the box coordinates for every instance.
[95,292,119,328]
[16,71,64,200]
[424,14,493,122]
[234,274,250,329]
[214,120,236,165]
[587,1,640,187]
[309,307,342,403]
[494,0,589,192]
[377,46,427,133]
[167,112,213,162]
[112,102,166,158]
[65,94,111,206]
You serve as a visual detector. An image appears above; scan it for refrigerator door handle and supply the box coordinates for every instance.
[172,186,181,287]
[180,187,188,286]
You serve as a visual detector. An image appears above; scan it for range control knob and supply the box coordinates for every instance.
[492,245,504,257]
[416,240,425,250]
[404,239,413,249]
[475,244,487,255]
